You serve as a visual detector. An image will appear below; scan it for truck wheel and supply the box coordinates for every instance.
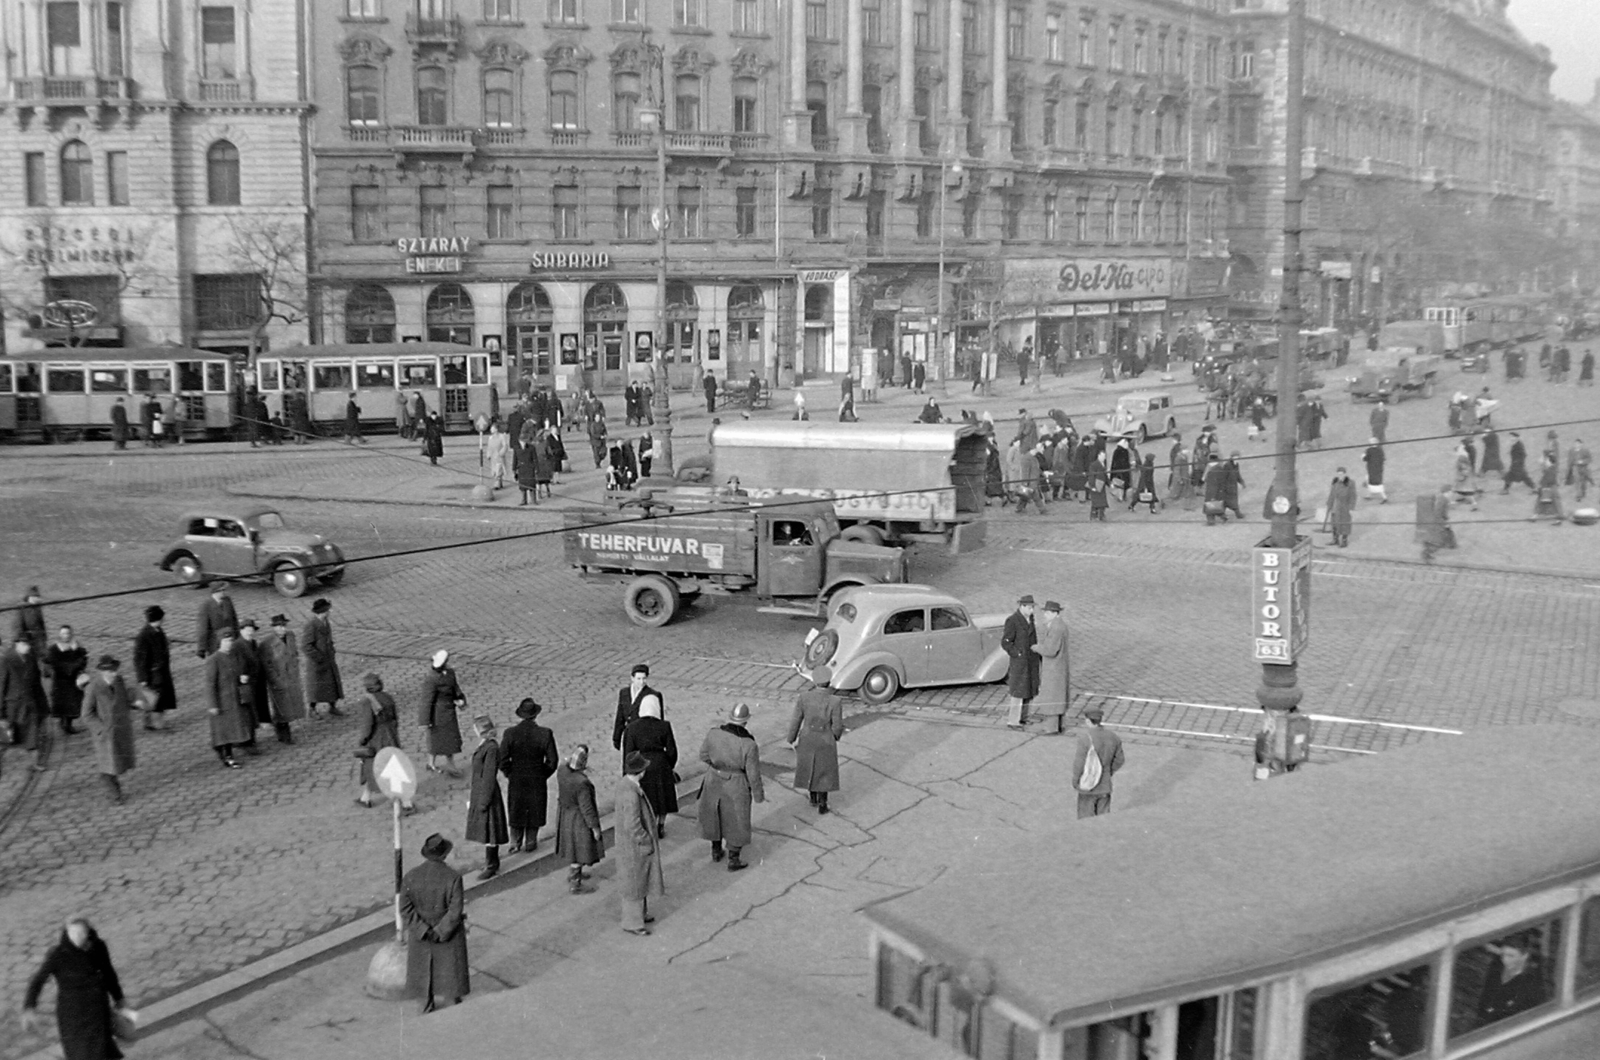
[859,665,901,705]
[273,564,309,598]
[171,555,205,587]
[840,525,886,547]
[624,575,678,628]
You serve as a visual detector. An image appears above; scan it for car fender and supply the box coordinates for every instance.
[833,650,907,693]
[157,548,193,571]
[978,648,1011,683]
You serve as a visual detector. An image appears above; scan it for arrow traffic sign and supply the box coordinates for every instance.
[373,748,418,802]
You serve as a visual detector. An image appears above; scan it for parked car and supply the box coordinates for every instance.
[158,506,346,597]
[797,584,1010,705]
[1093,391,1178,443]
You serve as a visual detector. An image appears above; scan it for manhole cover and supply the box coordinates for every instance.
[1555,698,1600,719]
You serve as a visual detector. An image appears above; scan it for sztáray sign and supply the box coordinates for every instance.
[1252,536,1312,664]
[372,748,417,802]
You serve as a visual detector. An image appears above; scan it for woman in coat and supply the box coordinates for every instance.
[1168,445,1194,508]
[616,752,664,935]
[1086,452,1111,521]
[1032,601,1071,734]
[1129,453,1160,513]
[500,698,559,853]
[202,633,252,769]
[697,703,765,872]
[398,834,468,1013]
[45,624,88,734]
[465,715,509,881]
[22,919,128,1060]
[1534,456,1565,522]
[785,670,844,813]
[81,656,135,803]
[420,413,445,465]
[1324,468,1358,548]
[418,650,465,776]
[484,423,511,489]
[260,616,306,743]
[354,672,410,811]
[555,745,604,894]
[133,606,175,732]
[621,693,677,836]
[983,440,1006,504]
[1480,427,1505,474]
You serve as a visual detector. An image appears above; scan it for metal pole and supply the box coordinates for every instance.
[649,48,674,474]
[391,798,403,940]
[937,157,948,396]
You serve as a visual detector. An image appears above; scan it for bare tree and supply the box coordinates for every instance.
[222,213,310,366]
[0,213,161,346]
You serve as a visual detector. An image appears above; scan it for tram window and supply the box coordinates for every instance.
[400,360,438,387]
[313,363,354,391]
[442,356,468,385]
[877,946,931,1029]
[356,361,396,388]
[15,364,41,393]
[177,361,205,392]
[205,363,227,392]
[1448,917,1562,1040]
[258,361,281,391]
[1304,961,1431,1060]
[1063,1012,1156,1060]
[1576,896,1600,995]
[46,366,87,393]
[89,368,128,393]
[0,363,11,394]
[468,355,488,385]
[132,366,172,393]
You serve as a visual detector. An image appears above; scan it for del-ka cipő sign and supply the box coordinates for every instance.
[1252,535,1312,664]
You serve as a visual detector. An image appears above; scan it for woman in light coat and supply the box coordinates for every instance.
[484,423,512,489]
[785,669,844,813]
[81,655,136,803]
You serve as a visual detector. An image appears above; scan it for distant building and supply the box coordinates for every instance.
[1547,93,1600,297]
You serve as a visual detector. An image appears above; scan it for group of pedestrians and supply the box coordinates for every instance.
[108,393,188,449]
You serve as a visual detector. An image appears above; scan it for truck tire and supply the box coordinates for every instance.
[804,629,839,669]
[624,575,679,628]
[273,563,309,598]
[859,665,901,705]
[840,525,886,547]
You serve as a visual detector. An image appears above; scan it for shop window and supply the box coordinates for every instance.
[1449,918,1562,1040]
[43,275,121,327]
[1304,960,1431,1060]
[425,283,475,345]
[345,285,396,343]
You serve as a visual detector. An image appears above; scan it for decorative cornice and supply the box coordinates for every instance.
[672,45,716,77]
[545,39,593,70]
[729,47,774,79]
[477,37,530,67]
[337,34,392,64]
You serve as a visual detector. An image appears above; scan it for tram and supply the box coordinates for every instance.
[259,343,500,434]
[1424,296,1549,355]
[0,347,235,443]
[866,725,1600,1060]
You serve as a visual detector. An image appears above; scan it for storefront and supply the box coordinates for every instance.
[1000,257,1180,366]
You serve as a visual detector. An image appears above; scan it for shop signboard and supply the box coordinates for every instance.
[1251,535,1312,664]
[1004,257,1174,301]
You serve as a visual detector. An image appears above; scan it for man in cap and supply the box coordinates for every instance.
[466,715,509,881]
[202,628,252,769]
[697,703,765,872]
[612,663,664,751]
[196,581,237,659]
[300,598,344,716]
[617,750,664,934]
[500,698,559,854]
[81,655,135,803]
[1001,595,1039,729]
[399,834,469,1013]
[1072,708,1124,818]
[133,605,176,732]
[1030,601,1070,734]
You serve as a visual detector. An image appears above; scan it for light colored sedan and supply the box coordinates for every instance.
[798,584,1010,705]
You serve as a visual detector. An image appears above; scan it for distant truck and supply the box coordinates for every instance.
[1376,320,1448,360]
[1347,344,1443,402]
[709,422,988,553]
[563,491,908,627]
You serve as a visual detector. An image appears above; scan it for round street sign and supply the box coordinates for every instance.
[372,747,418,802]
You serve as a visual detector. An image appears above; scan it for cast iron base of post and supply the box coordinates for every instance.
[365,934,409,1000]
[470,484,494,502]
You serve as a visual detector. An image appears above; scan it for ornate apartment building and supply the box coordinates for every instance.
[310,0,1236,392]
[1547,92,1600,295]
[0,0,312,356]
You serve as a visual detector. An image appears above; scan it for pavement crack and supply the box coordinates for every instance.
[666,852,832,966]
[202,1013,273,1060]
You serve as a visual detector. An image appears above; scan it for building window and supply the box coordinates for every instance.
[1205,109,1219,161]
[1205,39,1220,85]
[351,185,383,241]
[200,6,238,80]
[425,283,475,345]
[962,87,981,155]
[1043,193,1058,240]
[1075,194,1089,241]
[1078,15,1094,66]
[807,81,829,145]
[1129,193,1142,241]
[734,0,760,32]
[484,69,515,127]
[1155,30,1168,74]
[107,151,129,206]
[1232,40,1255,79]
[1230,100,1259,147]
[858,0,881,43]
[1107,20,1122,71]
[547,0,579,21]
[345,284,396,344]
[812,176,832,237]
[1045,11,1061,61]
[105,2,126,78]
[675,74,701,130]
[553,184,580,238]
[1104,103,1119,156]
[735,186,758,237]
[194,274,263,331]
[25,153,47,207]
[347,0,380,14]
[1042,99,1058,148]
[864,83,886,151]
[677,185,703,238]
[60,140,93,205]
[420,185,449,238]
[915,85,938,152]
[1074,98,1089,150]
[486,184,514,238]
[616,184,642,238]
[549,70,579,128]
[1008,90,1025,148]
[673,0,703,27]
[806,0,828,39]
[1133,26,1147,73]
[1007,6,1025,59]
[483,0,515,20]
[916,186,934,238]
[961,192,981,238]
[733,77,759,134]
[611,0,639,22]
[1151,196,1165,242]
[961,2,978,53]
[1001,192,1022,239]
[348,65,381,125]
[1130,106,1143,156]
[417,66,449,125]
[613,72,641,131]
[913,0,932,48]
[47,1,85,76]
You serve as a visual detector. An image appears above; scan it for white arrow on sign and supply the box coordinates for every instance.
[373,747,418,801]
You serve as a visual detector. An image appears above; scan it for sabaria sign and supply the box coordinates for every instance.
[1251,536,1312,664]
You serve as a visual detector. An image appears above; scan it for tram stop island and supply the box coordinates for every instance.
[863,726,1600,1060]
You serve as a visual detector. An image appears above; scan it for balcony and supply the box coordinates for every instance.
[405,13,463,56]
[730,132,768,153]
[548,127,589,147]
[198,79,251,103]
[482,126,524,146]
[612,130,649,148]
[664,130,733,157]
[391,124,477,164]
[1035,146,1090,171]
[9,75,135,125]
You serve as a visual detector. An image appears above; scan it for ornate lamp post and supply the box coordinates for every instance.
[936,158,963,396]
[638,52,674,475]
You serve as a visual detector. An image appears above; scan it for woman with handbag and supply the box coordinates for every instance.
[419,650,465,777]
[1129,453,1160,514]
[355,673,412,811]
[22,918,132,1060]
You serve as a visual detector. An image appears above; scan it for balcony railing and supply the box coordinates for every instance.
[12,75,132,102]
[348,124,389,143]
[405,13,463,52]
[549,128,588,147]
[392,124,478,163]
[730,132,767,153]
[482,126,524,145]
[665,130,733,155]
[198,79,248,102]
[612,130,649,148]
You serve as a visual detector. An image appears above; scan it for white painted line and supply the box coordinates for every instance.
[1103,721,1378,754]
[1084,691,1464,735]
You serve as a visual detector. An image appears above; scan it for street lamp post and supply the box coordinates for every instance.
[639,54,674,476]
[936,158,963,397]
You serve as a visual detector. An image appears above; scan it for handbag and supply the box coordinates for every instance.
[111,1006,139,1043]
[1203,500,1225,515]
[1138,490,1155,504]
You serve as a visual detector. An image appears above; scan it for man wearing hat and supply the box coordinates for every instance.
[233,620,267,756]
[1,633,49,771]
[612,663,664,752]
[1031,602,1070,735]
[299,599,344,717]
[399,834,469,1013]
[616,751,664,934]
[697,703,765,872]
[785,667,844,814]
[81,656,136,803]
[1072,708,1125,818]
[133,606,176,731]
[195,582,237,659]
[13,587,47,657]
[260,615,306,743]
[201,628,252,769]
[500,698,559,854]
[1001,595,1039,729]
[465,715,509,881]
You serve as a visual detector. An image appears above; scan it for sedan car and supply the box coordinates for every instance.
[158,506,346,597]
[798,584,1010,705]
[1093,391,1177,443]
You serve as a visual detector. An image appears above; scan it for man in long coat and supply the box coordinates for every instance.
[1,639,49,771]
[110,397,130,449]
[1324,469,1358,548]
[196,581,237,658]
[133,605,176,731]
[1001,595,1039,728]
[82,655,136,803]
[621,694,677,836]
[202,628,252,768]
[1501,433,1536,493]
[260,614,306,743]
[299,598,343,715]
[617,752,664,935]
[500,698,558,854]
[232,620,267,755]
[612,663,663,751]
[698,702,765,872]
[785,668,845,813]
[1030,601,1070,735]
[399,834,469,1013]
[13,587,47,656]
[466,715,509,881]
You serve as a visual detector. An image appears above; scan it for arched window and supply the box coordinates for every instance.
[60,140,93,205]
[417,66,448,126]
[345,285,396,344]
[425,283,475,345]
[725,284,765,373]
[674,74,701,131]
[206,140,241,205]
[347,65,381,126]
[483,69,515,128]
[507,282,553,322]
[728,284,764,316]
[662,281,698,364]
[584,282,628,318]
[583,282,628,373]
[804,284,832,322]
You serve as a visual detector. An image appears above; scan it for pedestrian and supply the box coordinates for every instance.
[500,698,559,853]
[259,615,305,743]
[465,715,508,881]
[109,397,129,450]
[617,750,665,934]
[1015,408,1039,454]
[421,412,444,465]
[1579,349,1595,386]
[419,649,466,777]
[45,624,88,735]
[703,369,719,413]
[698,702,765,872]
[410,391,428,433]
[785,667,844,813]
[1419,483,1456,563]
[233,621,267,755]
[1219,452,1245,519]
[1570,439,1594,502]
[1362,438,1388,503]
[555,744,604,894]
[139,393,157,447]
[202,628,252,769]
[1501,432,1535,493]
[1534,456,1564,524]
[195,581,237,659]
[638,432,654,479]
[121,613,169,741]
[81,655,135,804]
[913,360,926,392]
[1109,438,1135,501]
[1129,453,1160,513]
[399,834,469,1013]
[299,598,344,716]
[1480,426,1505,475]
[395,389,412,439]
[535,428,558,497]
[1168,441,1194,509]
[612,663,662,752]
[1248,396,1267,441]
[514,435,539,506]
[353,672,412,811]
[1086,451,1111,521]
[1001,595,1039,729]
[1324,468,1358,548]
[1307,397,1327,449]
[1453,442,1479,511]
[13,586,45,656]
[1369,400,1389,445]
[21,918,130,1060]
[1202,453,1230,524]
[792,392,809,421]
[1050,432,1074,500]
[1030,601,1070,734]
[621,693,677,837]
[338,392,363,443]
[2,636,49,772]
[484,422,511,490]
[1072,708,1125,818]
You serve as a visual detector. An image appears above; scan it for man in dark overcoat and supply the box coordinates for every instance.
[1002,595,1039,729]
[466,715,509,881]
[785,667,845,814]
[697,702,765,872]
[195,581,238,658]
[202,628,252,769]
[13,587,47,656]
[231,620,267,755]
[110,397,129,449]
[1,638,49,771]
[299,598,344,715]
[611,662,664,751]
[621,693,678,837]
[505,401,526,458]
[499,698,558,854]
[399,834,469,1013]
[133,605,176,731]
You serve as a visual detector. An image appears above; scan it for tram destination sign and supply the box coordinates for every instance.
[396,236,472,275]
[1251,535,1311,664]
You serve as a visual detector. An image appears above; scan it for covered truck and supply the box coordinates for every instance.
[709,422,987,553]
[1348,340,1442,402]
[564,491,908,627]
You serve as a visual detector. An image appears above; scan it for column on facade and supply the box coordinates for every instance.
[944,0,965,154]
[784,0,810,147]
[838,0,868,153]
[987,0,1011,156]
[895,0,919,154]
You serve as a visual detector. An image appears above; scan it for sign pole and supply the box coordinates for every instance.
[365,747,418,1000]
[392,797,403,939]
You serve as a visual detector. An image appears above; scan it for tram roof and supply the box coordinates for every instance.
[3,346,233,363]
[712,420,985,453]
[269,342,490,358]
[863,725,1600,1028]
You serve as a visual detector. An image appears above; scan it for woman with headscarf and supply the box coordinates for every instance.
[418,650,465,777]
[419,412,444,466]
[538,428,562,495]
[355,672,412,812]
[45,624,88,735]
[1108,438,1135,501]
[983,437,1006,505]
[1453,442,1479,510]
[81,655,135,804]
[785,667,844,813]
[1324,467,1358,548]
[22,918,129,1060]
[621,693,677,838]
[1086,451,1111,522]
[555,745,604,894]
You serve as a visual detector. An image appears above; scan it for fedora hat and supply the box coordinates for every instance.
[515,698,541,720]
[420,834,452,860]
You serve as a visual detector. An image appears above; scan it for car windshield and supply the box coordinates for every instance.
[250,512,287,531]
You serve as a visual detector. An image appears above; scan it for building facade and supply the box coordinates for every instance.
[309,0,1235,395]
[0,0,312,357]
[1547,93,1600,297]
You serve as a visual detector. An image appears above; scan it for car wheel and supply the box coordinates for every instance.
[623,575,679,628]
[839,525,886,547]
[1165,417,1177,437]
[273,564,309,598]
[804,629,839,669]
[1136,424,1148,445]
[171,555,205,587]
[859,665,901,706]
